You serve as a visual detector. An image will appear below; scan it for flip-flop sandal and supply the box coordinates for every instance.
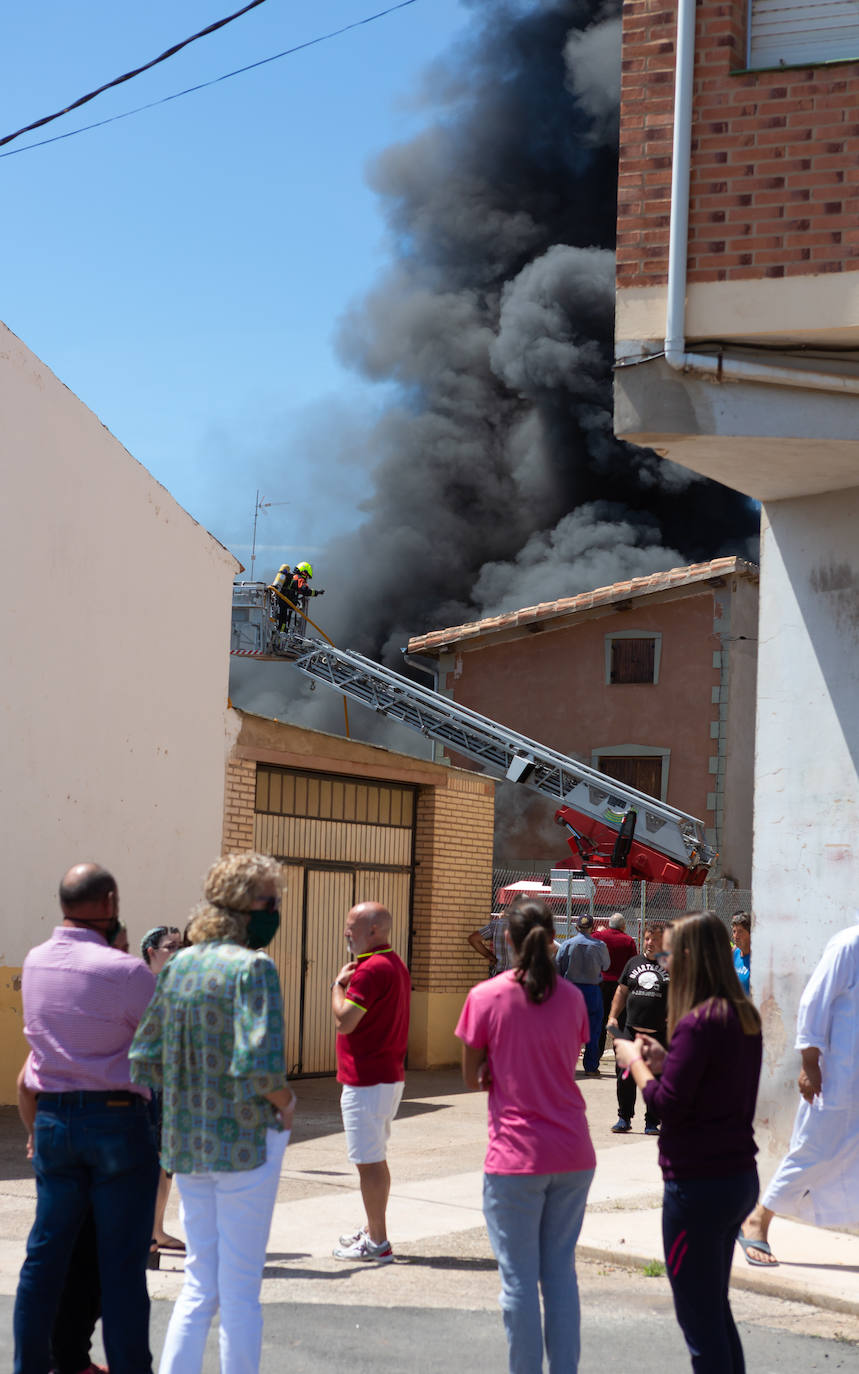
[155,1237,186,1252]
[737,1234,779,1267]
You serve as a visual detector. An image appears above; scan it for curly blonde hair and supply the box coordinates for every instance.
[187,852,283,946]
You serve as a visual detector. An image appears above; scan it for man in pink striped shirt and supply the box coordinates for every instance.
[14,863,159,1374]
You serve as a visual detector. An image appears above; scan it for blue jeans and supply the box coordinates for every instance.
[483,1169,594,1374]
[574,983,603,1072]
[14,1091,159,1374]
[662,1169,759,1373]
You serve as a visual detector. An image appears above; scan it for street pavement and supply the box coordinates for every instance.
[1,1066,858,1369]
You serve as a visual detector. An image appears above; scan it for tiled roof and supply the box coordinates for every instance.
[406,557,758,655]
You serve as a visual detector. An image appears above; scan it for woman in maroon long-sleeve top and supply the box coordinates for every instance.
[614,911,762,1374]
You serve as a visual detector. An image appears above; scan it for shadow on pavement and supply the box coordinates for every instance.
[288,1069,464,1146]
[394,1254,497,1272]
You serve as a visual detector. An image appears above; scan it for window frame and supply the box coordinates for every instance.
[746,0,859,70]
[604,630,662,686]
[592,744,671,802]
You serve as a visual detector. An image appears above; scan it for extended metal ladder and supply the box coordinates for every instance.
[230,583,715,873]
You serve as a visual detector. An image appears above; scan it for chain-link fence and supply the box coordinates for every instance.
[492,865,751,948]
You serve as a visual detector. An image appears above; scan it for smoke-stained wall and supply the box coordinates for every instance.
[231,0,758,730]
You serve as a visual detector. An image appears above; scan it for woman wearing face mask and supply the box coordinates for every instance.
[130,852,295,1374]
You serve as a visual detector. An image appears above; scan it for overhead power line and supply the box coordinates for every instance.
[0,0,272,150]
[0,1,417,161]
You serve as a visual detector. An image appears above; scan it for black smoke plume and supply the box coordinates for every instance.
[230,0,758,734]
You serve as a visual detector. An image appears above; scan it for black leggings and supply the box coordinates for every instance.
[662,1168,759,1372]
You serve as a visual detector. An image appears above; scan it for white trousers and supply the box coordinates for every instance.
[158,1129,288,1374]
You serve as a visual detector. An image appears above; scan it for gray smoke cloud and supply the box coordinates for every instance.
[563,11,623,146]
[473,501,684,616]
[230,0,758,737]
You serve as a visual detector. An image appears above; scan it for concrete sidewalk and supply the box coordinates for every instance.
[0,1069,856,1318]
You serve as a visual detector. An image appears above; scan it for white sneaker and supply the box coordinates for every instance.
[332,1234,394,1264]
[338,1224,367,1247]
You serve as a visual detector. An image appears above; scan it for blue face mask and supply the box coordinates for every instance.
[246,898,280,950]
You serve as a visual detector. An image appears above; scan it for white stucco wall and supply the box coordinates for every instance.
[753,490,859,1159]
[0,321,239,1093]
[719,574,758,889]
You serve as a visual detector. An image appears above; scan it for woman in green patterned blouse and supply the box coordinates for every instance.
[130,851,295,1374]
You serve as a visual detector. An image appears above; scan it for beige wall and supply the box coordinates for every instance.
[0,322,238,1102]
[617,274,859,354]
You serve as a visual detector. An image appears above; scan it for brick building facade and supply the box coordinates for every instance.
[223,709,495,1070]
[618,0,857,289]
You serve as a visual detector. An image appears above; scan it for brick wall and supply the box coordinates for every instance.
[617,0,859,288]
[411,776,496,997]
[223,753,495,996]
[222,757,256,853]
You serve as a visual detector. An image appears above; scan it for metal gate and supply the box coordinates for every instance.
[253,768,414,1075]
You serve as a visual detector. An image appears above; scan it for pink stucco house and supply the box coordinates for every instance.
[407,557,758,886]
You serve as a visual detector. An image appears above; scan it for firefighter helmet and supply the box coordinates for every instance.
[296,562,313,578]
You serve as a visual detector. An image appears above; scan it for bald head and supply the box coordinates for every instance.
[59,863,118,937]
[60,863,116,909]
[345,901,392,956]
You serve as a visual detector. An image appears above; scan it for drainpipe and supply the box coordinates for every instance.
[664,0,696,374]
[663,0,859,397]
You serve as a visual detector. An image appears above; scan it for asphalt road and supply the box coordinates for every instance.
[3,1282,858,1373]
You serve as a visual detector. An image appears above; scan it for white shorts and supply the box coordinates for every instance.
[340,1082,405,1164]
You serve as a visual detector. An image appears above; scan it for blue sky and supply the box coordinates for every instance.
[0,0,470,572]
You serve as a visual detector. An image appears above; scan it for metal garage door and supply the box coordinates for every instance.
[253,767,414,1075]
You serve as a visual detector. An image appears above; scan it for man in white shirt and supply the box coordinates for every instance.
[739,920,859,1265]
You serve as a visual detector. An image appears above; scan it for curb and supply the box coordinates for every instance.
[577,1243,859,1317]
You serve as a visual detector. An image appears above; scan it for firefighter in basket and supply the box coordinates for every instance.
[272,561,325,632]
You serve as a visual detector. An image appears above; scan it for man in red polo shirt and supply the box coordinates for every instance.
[595,912,638,1057]
[330,902,410,1263]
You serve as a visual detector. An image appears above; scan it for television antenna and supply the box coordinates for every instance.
[249,490,289,581]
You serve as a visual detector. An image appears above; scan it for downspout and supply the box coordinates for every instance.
[664,0,696,375]
[663,0,859,397]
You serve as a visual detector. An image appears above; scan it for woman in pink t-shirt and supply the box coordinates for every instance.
[455,898,596,1373]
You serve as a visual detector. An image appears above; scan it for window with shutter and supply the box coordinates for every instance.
[610,636,657,683]
[748,0,859,69]
[597,755,664,798]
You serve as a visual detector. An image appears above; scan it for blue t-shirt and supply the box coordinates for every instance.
[732,945,750,994]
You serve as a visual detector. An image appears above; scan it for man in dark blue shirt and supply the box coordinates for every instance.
[556,913,610,1076]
